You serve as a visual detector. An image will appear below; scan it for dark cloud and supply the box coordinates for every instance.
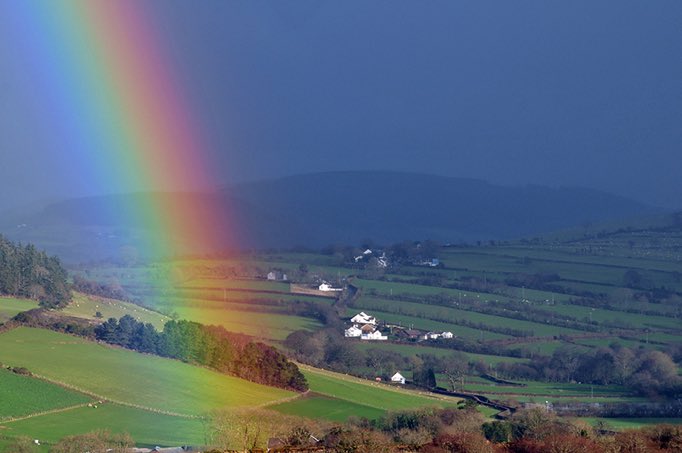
[1,0,681,210]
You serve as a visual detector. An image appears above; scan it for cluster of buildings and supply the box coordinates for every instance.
[344,312,387,341]
[387,325,455,342]
[344,311,455,343]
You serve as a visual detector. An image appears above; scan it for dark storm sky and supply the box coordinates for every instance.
[1,0,681,210]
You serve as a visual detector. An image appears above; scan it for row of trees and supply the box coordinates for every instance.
[495,345,682,398]
[0,235,70,308]
[204,405,682,452]
[95,315,308,392]
[71,275,129,301]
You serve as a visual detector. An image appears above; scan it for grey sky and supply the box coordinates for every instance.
[1,0,681,210]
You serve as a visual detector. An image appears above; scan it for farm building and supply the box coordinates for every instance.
[423,331,454,340]
[391,372,406,384]
[351,312,376,325]
[344,325,362,338]
[319,282,343,292]
[361,330,387,341]
[266,271,287,281]
[402,329,422,340]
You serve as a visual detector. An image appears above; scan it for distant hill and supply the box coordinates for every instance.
[0,171,664,262]
[227,171,663,247]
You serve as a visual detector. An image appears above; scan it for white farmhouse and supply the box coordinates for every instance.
[424,332,442,340]
[361,330,388,341]
[350,312,377,325]
[391,372,406,384]
[344,325,362,338]
[442,331,454,339]
[319,282,343,292]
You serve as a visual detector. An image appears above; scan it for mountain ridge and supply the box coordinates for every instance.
[0,171,664,262]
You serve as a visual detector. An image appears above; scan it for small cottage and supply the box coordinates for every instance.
[391,372,406,384]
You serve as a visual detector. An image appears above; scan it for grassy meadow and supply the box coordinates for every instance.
[0,404,207,451]
[0,327,293,416]
[62,292,170,329]
[0,297,39,323]
[0,368,91,421]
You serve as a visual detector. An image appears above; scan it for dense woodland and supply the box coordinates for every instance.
[0,234,70,308]
[94,315,308,392]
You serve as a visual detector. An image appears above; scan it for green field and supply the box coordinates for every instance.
[271,393,385,422]
[462,381,631,398]
[61,292,170,330]
[300,365,460,412]
[354,341,527,366]
[0,327,293,416]
[0,403,206,450]
[0,368,91,421]
[0,298,39,323]
[349,297,583,337]
[156,299,322,340]
[583,417,682,429]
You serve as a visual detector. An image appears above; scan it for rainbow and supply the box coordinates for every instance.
[6,1,231,258]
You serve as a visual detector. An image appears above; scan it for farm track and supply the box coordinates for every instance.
[1,402,91,424]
